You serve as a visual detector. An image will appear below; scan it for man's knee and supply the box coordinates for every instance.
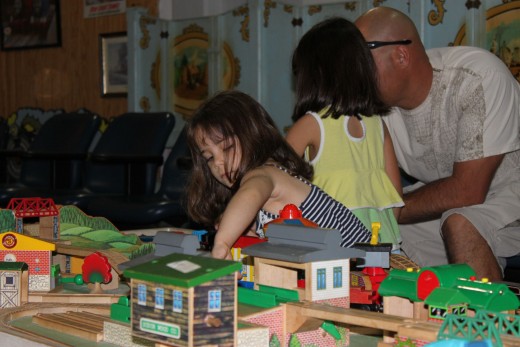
[441,213,491,256]
[440,213,468,240]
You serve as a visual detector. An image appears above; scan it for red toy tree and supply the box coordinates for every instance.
[82,252,113,293]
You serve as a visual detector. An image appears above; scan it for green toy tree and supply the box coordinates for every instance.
[269,333,281,347]
[289,334,302,347]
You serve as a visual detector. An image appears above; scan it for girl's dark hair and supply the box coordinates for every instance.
[292,17,389,121]
[186,90,313,226]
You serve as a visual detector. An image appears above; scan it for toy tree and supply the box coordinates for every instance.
[82,252,112,293]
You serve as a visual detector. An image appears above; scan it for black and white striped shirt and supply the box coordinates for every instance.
[255,164,371,248]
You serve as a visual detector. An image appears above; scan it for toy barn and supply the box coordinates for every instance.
[243,223,366,307]
[379,264,520,321]
[123,253,242,347]
[0,232,56,292]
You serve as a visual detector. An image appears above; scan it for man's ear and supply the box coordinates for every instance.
[393,45,410,67]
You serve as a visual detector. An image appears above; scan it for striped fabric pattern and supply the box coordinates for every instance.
[256,164,371,248]
[300,185,371,247]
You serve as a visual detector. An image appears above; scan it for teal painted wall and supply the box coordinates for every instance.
[127,0,514,144]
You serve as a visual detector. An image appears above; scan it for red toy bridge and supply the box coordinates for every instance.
[6,198,59,218]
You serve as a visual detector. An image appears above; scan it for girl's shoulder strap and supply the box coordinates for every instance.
[262,162,311,186]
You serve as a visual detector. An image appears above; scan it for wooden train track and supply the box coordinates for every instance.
[33,311,109,342]
[285,301,520,347]
[0,302,110,347]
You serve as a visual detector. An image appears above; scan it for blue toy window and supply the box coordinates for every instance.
[155,287,164,309]
[208,290,222,312]
[333,267,342,288]
[317,268,326,290]
[173,290,183,313]
[137,284,147,306]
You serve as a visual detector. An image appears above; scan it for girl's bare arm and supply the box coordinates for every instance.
[211,171,274,259]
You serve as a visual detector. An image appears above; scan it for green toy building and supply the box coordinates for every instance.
[123,253,241,347]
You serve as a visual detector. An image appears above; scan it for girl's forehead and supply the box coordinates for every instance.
[194,127,225,146]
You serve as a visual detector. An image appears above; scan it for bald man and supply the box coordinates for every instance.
[356,7,520,281]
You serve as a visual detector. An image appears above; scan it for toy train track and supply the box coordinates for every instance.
[285,301,520,347]
[0,302,110,347]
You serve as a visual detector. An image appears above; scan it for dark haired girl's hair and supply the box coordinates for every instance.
[186,90,313,226]
[292,17,389,121]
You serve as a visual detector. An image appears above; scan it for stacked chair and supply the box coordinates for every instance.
[0,112,101,207]
[0,118,9,184]
[51,112,176,211]
[86,126,191,230]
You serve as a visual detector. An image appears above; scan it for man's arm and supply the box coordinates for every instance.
[398,154,504,224]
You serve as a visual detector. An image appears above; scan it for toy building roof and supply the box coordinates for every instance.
[243,224,365,263]
[233,236,267,249]
[453,278,520,312]
[377,268,420,302]
[118,231,202,271]
[0,262,28,271]
[424,287,470,307]
[0,232,56,251]
[154,231,200,256]
[123,253,242,288]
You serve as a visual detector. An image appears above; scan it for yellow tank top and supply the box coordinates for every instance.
[309,110,402,209]
[308,110,404,247]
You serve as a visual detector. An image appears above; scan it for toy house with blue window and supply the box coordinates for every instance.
[123,253,242,347]
[243,224,365,308]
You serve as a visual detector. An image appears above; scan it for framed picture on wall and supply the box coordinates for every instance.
[454,1,520,83]
[0,0,62,51]
[99,32,128,97]
[171,25,239,118]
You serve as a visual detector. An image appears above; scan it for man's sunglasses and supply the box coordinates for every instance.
[367,39,412,49]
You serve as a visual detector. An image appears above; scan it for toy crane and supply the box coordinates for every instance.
[370,221,381,245]
[350,222,391,311]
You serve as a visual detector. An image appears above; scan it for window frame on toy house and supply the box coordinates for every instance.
[208,289,222,312]
[155,287,164,309]
[137,283,147,305]
[172,290,183,312]
[333,266,343,288]
[317,268,326,290]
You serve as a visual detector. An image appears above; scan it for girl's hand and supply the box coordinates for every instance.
[212,243,232,260]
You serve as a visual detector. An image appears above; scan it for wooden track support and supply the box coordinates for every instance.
[286,301,442,344]
[32,311,109,342]
[285,302,520,347]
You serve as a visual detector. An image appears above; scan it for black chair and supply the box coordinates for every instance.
[52,112,176,211]
[86,126,191,230]
[0,112,101,207]
[0,117,9,184]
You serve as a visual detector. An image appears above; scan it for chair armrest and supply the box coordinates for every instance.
[0,149,87,160]
[0,149,26,158]
[0,150,89,190]
[25,151,89,160]
[89,153,165,195]
[89,153,164,165]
